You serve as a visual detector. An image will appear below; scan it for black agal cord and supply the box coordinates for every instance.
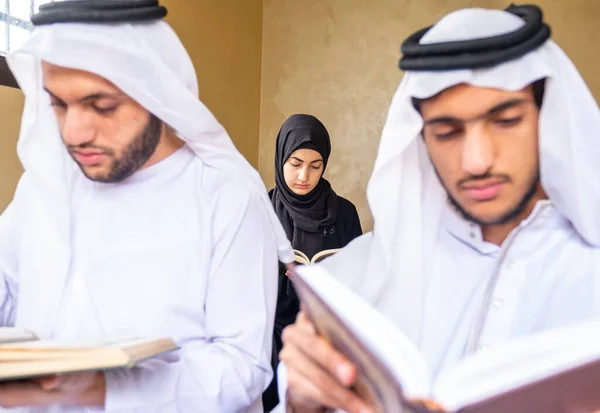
[31,0,167,26]
[399,4,551,71]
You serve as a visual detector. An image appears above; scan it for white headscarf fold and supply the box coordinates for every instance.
[8,19,295,263]
[339,7,600,345]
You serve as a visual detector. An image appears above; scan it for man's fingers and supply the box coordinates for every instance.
[295,311,316,335]
[296,310,310,324]
[0,381,57,407]
[286,366,336,409]
[282,320,356,386]
[288,366,369,413]
[282,313,367,412]
[283,344,371,413]
[37,375,62,391]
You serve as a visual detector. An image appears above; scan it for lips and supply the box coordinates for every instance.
[295,184,309,190]
[73,151,106,166]
[461,180,506,201]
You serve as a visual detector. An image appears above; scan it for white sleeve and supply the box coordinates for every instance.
[103,185,279,412]
[275,361,290,412]
[0,178,24,328]
[275,363,345,413]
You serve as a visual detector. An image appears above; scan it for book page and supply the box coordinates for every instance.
[0,336,146,350]
[433,320,600,411]
[0,337,178,379]
[294,265,432,401]
[294,249,310,266]
[0,327,37,344]
[119,337,179,363]
[311,248,341,264]
[0,337,177,363]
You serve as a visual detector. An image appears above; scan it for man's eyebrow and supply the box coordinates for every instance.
[423,98,529,126]
[44,87,124,103]
[44,87,63,102]
[486,98,528,115]
[423,116,461,126]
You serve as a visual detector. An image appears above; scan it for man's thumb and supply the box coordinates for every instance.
[38,374,63,391]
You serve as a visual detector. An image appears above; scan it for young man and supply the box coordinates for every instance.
[278,5,600,413]
[0,2,294,412]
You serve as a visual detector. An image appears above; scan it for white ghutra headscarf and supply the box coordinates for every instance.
[7,19,295,264]
[322,7,600,345]
[4,19,296,338]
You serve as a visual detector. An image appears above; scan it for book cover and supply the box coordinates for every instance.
[291,265,600,413]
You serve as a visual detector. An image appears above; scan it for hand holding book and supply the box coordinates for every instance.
[0,371,105,408]
[290,264,600,413]
[0,331,176,408]
[280,310,373,413]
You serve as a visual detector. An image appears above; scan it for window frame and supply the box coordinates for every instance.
[0,0,39,89]
[0,55,17,88]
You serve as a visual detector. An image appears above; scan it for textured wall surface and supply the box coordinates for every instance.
[0,0,264,212]
[0,86,24,211]
[164,0,264,167]
[1,1,599,218]
[259,0,600,231]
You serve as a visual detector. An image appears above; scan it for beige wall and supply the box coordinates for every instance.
[259,0,600,231]
[0,87,24,211]
[2,1,599,221]
[0,0,264,212]
[163,0,264,166]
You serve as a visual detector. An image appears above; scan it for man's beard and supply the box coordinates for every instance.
[438,169,541,226]
[68,114,163,183]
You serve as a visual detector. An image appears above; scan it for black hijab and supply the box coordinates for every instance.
[271,114,339,259]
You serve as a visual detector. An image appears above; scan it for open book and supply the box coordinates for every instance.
[0,329,177,381]
[291,265,600,413]
[294,248,340,266]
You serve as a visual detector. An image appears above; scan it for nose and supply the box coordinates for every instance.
[297,166,309,183]
[461,124,494,176]
[61,108,95,147]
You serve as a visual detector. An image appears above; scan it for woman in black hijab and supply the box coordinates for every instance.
[263,114,362,412]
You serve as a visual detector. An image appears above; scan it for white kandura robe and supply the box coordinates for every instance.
[0,145,279,413]
[276,201,600,409]
[276,6,600,410]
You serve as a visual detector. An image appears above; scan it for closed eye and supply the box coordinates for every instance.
[50,100,67,110]
[425,121,463,141]
[435,129,461,140]
[92,105,119,115]
[495,116,522,127]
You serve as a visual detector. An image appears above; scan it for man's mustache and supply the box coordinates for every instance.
[66,143,114,156]
[457,172,511,188]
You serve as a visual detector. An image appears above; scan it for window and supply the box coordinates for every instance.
[0,0,55,88]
